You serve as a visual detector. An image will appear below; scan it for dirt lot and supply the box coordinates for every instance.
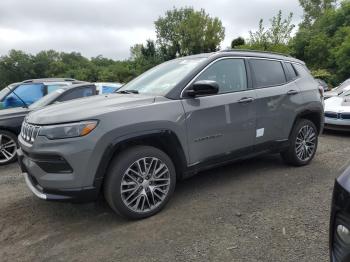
[1,131,350,262]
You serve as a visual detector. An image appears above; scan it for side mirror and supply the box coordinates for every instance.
[186,80,219,97]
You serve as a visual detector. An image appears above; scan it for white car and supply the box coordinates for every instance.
[324,79,350,99]
[324,90,350,130]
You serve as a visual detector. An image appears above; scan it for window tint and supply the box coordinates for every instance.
[250,59,286,88]
[57,86,94,102]
[46,84,68,93]
[293,64,312,79]
[1,84,45,108]
[102,85,118,94]
[285,62,298,80]
[196,59,247,94]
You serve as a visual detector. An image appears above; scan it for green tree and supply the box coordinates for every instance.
[241,11,295,54]
[155,7,225,59]
[292,0,350,84]
[299,0,337,26]
[231,37,245,48]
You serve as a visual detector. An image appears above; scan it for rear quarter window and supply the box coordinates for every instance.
[250,59,286,88]
[293,64,313,79]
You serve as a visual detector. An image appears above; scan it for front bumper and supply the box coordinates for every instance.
[18,146,99,203]
[330,167,350,261]
[325,117,350,131]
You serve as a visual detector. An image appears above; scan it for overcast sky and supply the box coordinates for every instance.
[0,0,303,60]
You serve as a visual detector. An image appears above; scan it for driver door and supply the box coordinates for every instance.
[181,58,257,165]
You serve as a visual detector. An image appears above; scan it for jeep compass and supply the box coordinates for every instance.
[17,50,324,219]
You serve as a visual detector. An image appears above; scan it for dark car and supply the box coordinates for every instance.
[0,83,97,165]
[0,78,84,110]
[330,166,350,261]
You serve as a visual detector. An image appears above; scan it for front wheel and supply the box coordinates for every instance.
[0,130,18,166]
[104,145,176,219]
[281,119,318,166]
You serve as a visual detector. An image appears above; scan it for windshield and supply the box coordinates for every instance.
[335,79,350,91]
[29,88,65,109]
[119,58,206,96]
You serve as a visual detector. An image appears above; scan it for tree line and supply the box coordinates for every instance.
[0,0,349,89]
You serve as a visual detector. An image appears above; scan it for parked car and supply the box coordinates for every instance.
[325,79,350,100]
[94,82,123,94]
[316,78,330,92]
[0,83,97,165]
[324,90,350,130]
[0,78,84,110]
[17,50,324,219]
[330,166,350,262]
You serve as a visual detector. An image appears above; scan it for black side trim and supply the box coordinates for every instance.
[93,129,188,188]
[22,150,73,173]
[183,140,289,179]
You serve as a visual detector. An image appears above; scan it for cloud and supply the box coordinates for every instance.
[0,0,303,59]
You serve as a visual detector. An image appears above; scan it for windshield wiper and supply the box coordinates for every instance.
[116,90,139,94]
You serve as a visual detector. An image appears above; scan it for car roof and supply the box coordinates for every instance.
[175,50,305,65]
[21,78,86,84]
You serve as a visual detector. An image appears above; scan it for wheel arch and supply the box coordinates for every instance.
[93,129,188,192]
[292,109,324,135]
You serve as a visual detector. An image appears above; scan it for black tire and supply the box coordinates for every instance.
[281,119,318,166]
[0,130,18,166]
[104,145,176,219]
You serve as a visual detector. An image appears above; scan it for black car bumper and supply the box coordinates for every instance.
[330,167,350,261]
[17,148,99,203]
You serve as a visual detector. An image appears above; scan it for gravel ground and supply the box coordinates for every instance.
[1,131,350,262]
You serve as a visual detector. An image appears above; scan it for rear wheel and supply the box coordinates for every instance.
[281,119,318,166]
[0,130,18,166]
[104,145,176,219]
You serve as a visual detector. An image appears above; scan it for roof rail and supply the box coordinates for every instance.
[220,49,292,58]
[64,78,76,81]
[22,79,33,83]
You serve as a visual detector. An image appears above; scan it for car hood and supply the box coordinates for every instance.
[324,96,350,113]
[26,93,156,125]
[0,107,30,120]
[324,91,338,98]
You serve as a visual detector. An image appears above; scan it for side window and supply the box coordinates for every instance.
[102,86,118,94]
[2,84,45,108]
[294,64,313,79]
[250,59,286,88]
[57,86,94,102]
[46,84,68,93]
[196,59,247,94]
[285,62,298,80]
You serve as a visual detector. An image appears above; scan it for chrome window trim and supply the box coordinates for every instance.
[180,56,304,98]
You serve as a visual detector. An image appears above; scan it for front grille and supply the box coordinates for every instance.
[341,113,350,120]
[325,112,338,119]
[20,122,41,144]
[325,112,350,120]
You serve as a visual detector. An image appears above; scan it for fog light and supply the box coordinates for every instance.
[337,225,350,244]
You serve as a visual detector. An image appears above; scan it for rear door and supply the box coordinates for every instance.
[181,58,257,165]
[249,58,301,145]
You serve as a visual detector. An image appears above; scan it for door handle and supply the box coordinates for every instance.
[238,97,255,104]
[287,90,299,95]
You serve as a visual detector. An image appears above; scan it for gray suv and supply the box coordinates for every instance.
[17,50,324,219]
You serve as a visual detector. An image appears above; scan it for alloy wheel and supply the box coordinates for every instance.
[0,134,17,164]
[120,157,171,213]
[295,125,316,161]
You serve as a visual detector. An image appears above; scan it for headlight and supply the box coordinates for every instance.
[39,121,98,139]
